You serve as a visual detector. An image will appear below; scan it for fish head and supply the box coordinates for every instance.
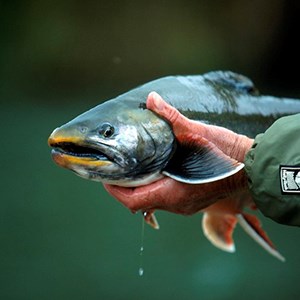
[48,98,175,186]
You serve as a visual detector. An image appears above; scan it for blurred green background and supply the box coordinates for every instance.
[1,1,300,299]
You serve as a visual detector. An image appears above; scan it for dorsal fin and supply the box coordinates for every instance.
[203,71,260,96]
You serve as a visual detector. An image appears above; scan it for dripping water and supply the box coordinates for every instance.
[138,212,146,277]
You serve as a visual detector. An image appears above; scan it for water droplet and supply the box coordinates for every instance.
[138,213,145,277]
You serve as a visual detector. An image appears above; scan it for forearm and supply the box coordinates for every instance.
[244,114,300,226]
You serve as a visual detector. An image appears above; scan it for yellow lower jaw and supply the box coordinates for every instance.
[66,156,111,166]
[52,152,112,168]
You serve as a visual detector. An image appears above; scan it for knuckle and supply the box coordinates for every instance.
[167,109,180,125]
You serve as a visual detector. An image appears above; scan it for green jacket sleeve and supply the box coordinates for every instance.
[244,113,300,226]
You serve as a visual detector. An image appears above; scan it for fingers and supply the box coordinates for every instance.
[147,92,252,161]
[147,91,210,142]
[104,178,174,213]
[104,177,219,215]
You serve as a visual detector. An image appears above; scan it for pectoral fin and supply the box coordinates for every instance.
[163,139,244,184]
[143,211,160,230]
[202,212,237,252]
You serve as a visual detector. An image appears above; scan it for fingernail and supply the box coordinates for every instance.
[151,92,163,110]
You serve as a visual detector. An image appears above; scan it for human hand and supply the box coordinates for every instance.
[104,92,253,216]
[105,174,249,215]
[147,92,253,162]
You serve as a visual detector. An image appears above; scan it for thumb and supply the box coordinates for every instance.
[147,92,181,124]
[147,92,201,137]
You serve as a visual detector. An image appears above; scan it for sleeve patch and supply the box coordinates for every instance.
[280,165,300,194]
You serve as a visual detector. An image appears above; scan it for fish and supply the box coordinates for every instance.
[48,71,300,261]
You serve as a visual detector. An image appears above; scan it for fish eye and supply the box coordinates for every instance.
[99,123,115,138]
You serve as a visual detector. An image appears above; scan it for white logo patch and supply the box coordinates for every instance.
[280,166,300,194]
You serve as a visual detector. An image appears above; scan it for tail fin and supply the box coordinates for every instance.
[237,213,285,262]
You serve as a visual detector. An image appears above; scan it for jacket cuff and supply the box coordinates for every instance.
[244,114,300,226]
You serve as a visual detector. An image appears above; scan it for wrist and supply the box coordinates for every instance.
[223,168,251,201]
[229,134,254,162]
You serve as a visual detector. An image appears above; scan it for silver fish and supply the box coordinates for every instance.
[48,71,300,261]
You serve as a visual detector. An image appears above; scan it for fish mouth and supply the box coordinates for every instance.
[50,141,110,161]
[48,135,114,169]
